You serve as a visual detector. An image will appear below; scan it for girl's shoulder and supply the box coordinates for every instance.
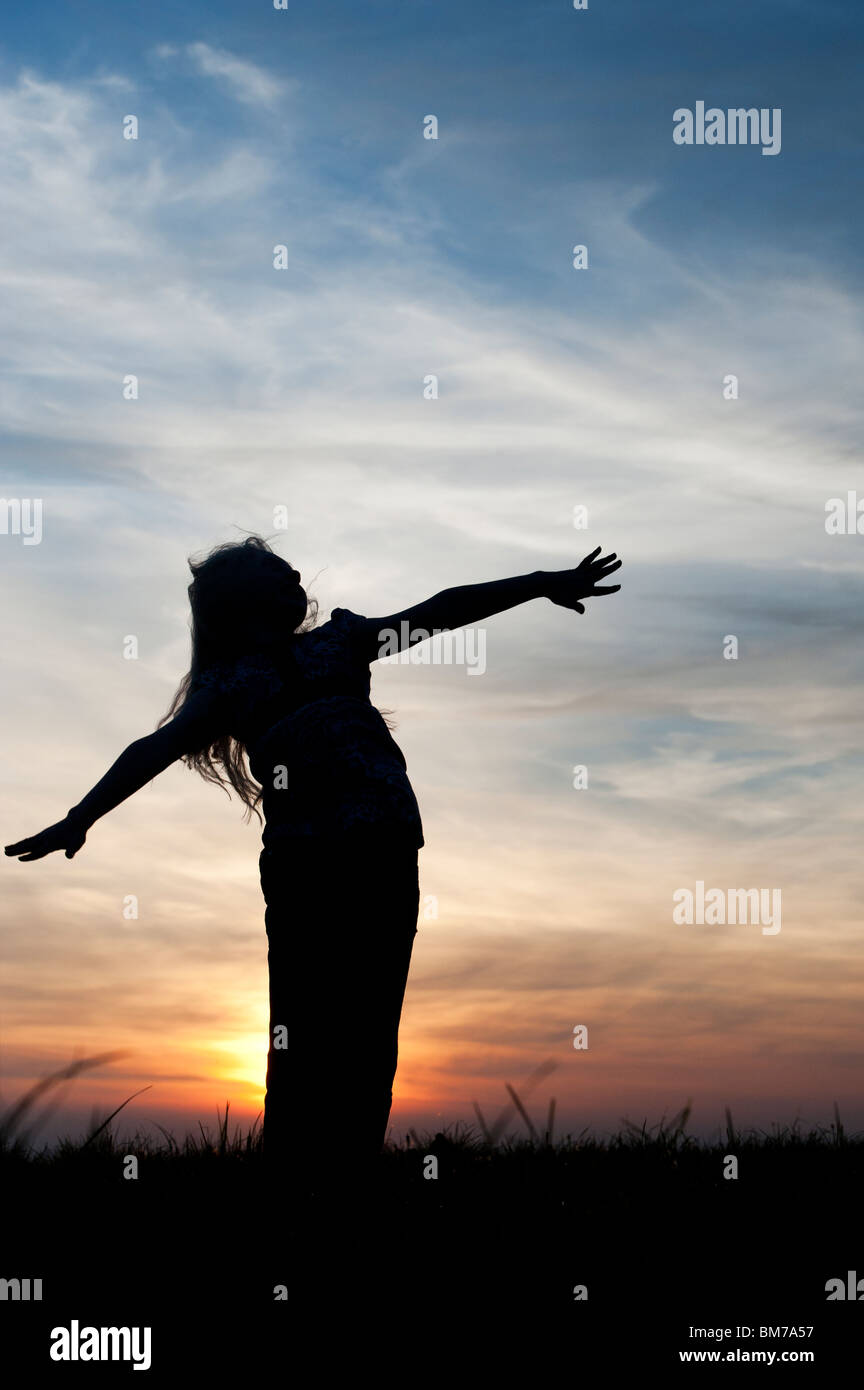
[297,607,368,651]
[323,606,366,636]
[292,608,373,675]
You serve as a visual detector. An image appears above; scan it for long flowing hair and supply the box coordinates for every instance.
[159,535,318,820]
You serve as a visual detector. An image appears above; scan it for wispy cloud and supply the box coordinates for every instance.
[184,42,287,109]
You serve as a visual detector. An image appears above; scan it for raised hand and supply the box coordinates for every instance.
[5,813,88,862]
[544,547,622,614]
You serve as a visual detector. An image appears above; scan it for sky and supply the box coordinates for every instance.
[2,0,863,1147]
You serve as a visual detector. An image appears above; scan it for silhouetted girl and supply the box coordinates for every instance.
[6,536,621,1200]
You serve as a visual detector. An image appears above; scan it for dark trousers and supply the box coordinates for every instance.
[259,830,419,1205]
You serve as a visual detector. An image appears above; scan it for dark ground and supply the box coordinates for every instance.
[2,1112,862,1376]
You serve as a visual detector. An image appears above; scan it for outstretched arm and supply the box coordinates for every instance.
[359,547,622,660]
[5,688,223,862]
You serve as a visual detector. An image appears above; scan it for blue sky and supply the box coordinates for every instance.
[2,0,864,1141]
[5,0,862,279]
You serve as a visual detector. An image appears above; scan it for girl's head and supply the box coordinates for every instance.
[188,535,314,670]
[161,534,316,818]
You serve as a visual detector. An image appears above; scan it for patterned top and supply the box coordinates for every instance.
[191,608,424,848]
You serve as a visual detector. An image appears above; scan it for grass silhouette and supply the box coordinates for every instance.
[3,1057,863,1371]
[3,1056,860,1181]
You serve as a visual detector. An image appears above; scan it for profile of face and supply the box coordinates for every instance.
[256,553,308,632]
[190,540,311,664]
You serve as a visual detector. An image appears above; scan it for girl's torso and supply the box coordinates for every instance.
[195,608,424,848]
